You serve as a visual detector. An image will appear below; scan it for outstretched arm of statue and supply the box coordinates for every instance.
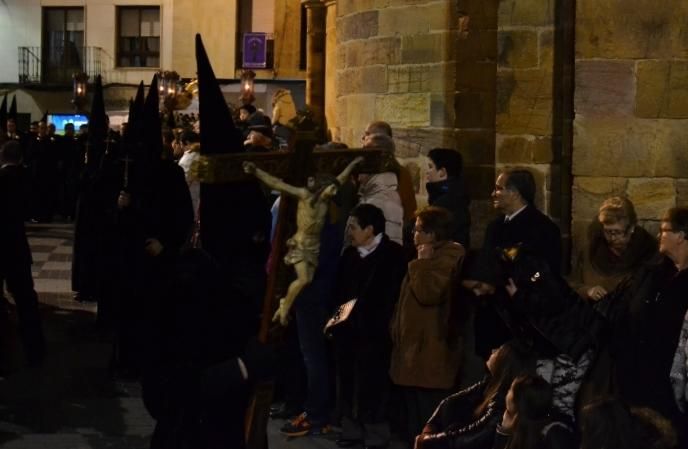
[243,161,305,198]
[336,156,365,185]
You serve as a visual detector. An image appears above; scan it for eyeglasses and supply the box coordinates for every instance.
[602,227,629,238]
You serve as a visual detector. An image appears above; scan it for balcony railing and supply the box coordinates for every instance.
[18,46,103,85]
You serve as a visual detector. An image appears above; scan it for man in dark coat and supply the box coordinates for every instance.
[425,148,471,247]
[0,141,45,365]
[464,169,561,357]
[26,120,60,222]
[58,123,83,220]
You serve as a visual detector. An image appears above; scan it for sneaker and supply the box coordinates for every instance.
[280,412,331,437]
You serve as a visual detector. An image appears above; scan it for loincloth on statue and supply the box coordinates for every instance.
[283,237,320,266]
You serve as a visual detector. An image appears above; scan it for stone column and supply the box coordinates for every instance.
[302,0,327,129]
[324,0,337,140]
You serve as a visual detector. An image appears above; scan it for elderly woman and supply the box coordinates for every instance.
[390,206,465,441]
[572,196,657,301]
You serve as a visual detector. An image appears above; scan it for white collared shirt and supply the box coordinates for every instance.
[504,204,527,223]
[357,233,383,258]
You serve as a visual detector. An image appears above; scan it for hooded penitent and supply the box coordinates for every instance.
[141,74,163,170]
[86,75,107,174]
[8,96,17,121]
[195,33,271,278]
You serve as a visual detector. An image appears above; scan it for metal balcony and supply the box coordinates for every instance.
[18,46,103,85]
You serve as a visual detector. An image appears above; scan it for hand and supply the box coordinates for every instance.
[117,191,131,209]
[243,161,257,174]
[587,285,608,301]
[145,238,164,257]
[505,278,518,297]
[501,409,517,431]
[417,243,434,259]
[272,298,290,326]
[462,279,495,296]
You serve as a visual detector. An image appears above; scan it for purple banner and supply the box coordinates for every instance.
[242,33,267,69]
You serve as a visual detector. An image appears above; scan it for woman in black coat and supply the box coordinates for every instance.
[332,204,407,448]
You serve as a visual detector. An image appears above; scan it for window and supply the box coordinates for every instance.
[117,6,160,68]
[42,7,84,83]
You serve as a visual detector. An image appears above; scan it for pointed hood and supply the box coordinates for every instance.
[41,110,48,123]
[195,33,243,154]
[142,74,163,166]
[8,96,17,120]
[124,81,145,148]
[86,75,107,172]
[0,95,7,132]
[130,81,145,126]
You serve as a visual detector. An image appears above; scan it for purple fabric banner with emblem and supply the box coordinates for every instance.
[243,33,267,68]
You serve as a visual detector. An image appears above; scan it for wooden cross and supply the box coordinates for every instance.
[196,136,386,449]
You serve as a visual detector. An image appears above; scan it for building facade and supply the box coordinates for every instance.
[0,0,306,125]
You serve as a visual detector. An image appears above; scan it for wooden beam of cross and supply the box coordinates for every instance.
[192,147,386,185]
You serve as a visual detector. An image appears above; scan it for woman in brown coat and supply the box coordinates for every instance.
[390,206,466,442]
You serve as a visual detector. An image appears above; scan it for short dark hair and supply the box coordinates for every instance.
[363,133,395,153]
[428,148,463,178]
[366,121,393,138]
[350,203,386,236]
[416,206,454,242]
[662,207,688,236]
[180,130,199,144]
[504,169,536,205]
[64,123,75,130]
[239,104,256,115]
[1,140,22,164]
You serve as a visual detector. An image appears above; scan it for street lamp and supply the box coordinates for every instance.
[239,69,256,105]
[159,70,180,100]
[71,72,89,112]
[158,70,181,127]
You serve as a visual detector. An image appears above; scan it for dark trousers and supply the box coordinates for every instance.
[2,258,45,364]
[336,338,390,423]
[274,318,306,413]
[294,289,331,424]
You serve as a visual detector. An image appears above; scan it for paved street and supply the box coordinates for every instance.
[0,223,399,449]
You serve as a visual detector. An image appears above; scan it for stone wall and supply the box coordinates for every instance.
[572,0,688,250]
[495,0,558,215]
[333,0,459,215]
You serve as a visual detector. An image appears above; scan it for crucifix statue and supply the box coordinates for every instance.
[243,155,363,325]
